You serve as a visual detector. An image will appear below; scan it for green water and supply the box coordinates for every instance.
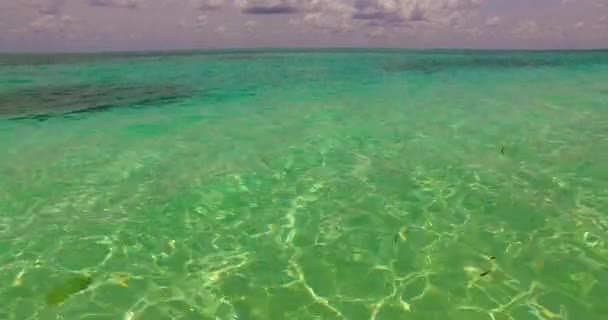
[1,49,608,320]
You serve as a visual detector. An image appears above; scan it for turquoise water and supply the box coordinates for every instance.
[1,49,608,320]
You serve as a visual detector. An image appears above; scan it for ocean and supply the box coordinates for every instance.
[1,49,607,319]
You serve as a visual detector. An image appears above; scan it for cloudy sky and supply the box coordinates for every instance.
[0,0,607,52]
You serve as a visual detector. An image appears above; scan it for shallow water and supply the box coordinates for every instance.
[1,49,608,320]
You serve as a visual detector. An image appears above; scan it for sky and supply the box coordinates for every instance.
[0,0,607,52]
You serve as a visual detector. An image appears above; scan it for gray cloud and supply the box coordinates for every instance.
[351,0,402,26]
[352,9,408,24]
[87,0,142,9]
[332,0,485,31]
[41,0,66,14]
[18,0,67,14]
[243,4,298,14]
[293,0,485,35]
[195,0,224,11]
[236,0,300,14]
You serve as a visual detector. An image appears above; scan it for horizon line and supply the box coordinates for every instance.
[1,46,608,55]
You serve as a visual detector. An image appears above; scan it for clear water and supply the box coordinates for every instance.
[1,49,608,320]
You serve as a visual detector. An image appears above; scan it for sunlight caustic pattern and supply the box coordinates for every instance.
[1,50,608,319]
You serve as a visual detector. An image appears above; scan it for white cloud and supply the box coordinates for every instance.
[301,0,355,33]
[177,1,223,30]
[215,24,228,33]
[6,0,607,50]
[177,13,209,29]
[220,0,486,33]
[367,26,387,38]
[592,16,607,31]
[193,0,224,11]
[195,13,208,27]
[307,0,484,33]
[29,14,64,32]
[486,16,501,27]
[513,20,539,39]
[464,27,482,39]
[287,0,486,34]
[177,19,189,29]
[303,11,354,33]
[128,32,142,39]
[26,12,81,39]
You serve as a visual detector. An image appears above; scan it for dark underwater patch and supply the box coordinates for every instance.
[0,83,194,121]
[381,50,608,74]
[46,273,93,305]
[0,51,204,67]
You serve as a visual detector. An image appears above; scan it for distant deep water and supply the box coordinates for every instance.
[1,49,608,320]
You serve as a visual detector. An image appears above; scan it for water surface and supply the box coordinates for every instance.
[1,49,608,320]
